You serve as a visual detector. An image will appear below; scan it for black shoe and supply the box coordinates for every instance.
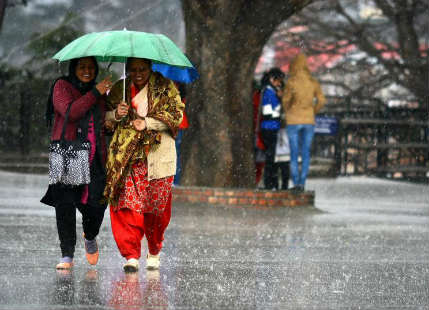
[289,186,304,193]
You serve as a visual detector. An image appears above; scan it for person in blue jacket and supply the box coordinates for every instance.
[259,67,285,190]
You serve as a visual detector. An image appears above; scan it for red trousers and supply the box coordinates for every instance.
[255,162,265,184]
[110,195,172,259]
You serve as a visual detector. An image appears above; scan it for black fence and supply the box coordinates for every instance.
[312,98,429,183]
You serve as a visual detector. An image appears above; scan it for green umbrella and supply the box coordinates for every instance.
[53,30,192,67]
[53,30,193,100]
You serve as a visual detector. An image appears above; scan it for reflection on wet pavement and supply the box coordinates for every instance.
[0,171,428,309]
[109,270,168,310]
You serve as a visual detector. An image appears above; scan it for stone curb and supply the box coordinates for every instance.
[172,186,314,207]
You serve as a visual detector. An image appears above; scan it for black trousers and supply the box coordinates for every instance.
[55,203,106,258]
[261,129,278,190]
[275,161,290,190]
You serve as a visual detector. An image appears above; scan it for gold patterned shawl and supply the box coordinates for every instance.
[103,72,184,205]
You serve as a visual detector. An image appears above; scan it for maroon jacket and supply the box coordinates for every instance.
[51,79,107,164]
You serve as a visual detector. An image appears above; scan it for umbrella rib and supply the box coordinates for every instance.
[156,35,172,65]
[83,32,110,58]
[104,31,118,62]
[129,31,134,59]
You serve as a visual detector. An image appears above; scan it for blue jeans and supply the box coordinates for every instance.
[174,130,184,185]
[287,124,315,187]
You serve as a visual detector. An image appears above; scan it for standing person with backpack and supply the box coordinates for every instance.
[259,67,285,190]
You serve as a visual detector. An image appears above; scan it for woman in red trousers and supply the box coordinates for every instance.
[104,57,184,272]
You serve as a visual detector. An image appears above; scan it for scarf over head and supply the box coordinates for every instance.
[103,72,183,205]
[45,57,99,128]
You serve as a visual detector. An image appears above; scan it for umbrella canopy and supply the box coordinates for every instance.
[152,63,199,83]
[53,30,198,99]
[53,30,193,68]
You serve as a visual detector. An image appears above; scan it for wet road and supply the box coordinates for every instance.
[0,171,428,309]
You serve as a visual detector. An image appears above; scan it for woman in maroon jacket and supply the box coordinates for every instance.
[41,56,113,270]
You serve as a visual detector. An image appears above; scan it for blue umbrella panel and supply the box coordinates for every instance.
[152,63,199,83]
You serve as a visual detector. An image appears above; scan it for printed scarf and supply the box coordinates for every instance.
[103,72,183,205]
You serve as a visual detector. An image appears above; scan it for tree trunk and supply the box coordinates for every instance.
[180,0,312,187]
[0,0,7,32]
[394,1,428,110]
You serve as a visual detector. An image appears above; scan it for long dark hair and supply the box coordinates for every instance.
[260,71,271,89]
[45,57,99,128]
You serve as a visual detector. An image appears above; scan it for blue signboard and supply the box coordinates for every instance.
[315,116,338,135]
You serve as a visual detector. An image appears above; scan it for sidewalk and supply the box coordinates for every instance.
[0,171,427,309]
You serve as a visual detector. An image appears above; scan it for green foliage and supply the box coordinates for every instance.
[0,12,84,155]
[26,12,84,62]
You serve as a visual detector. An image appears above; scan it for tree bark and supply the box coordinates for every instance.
[0,0,7,32]
[393,1,428,108]
[179,0,313,187]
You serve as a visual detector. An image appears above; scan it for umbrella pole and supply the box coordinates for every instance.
[123,62,126,102]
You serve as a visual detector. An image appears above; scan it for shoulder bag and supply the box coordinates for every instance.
[48,102,91,186]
